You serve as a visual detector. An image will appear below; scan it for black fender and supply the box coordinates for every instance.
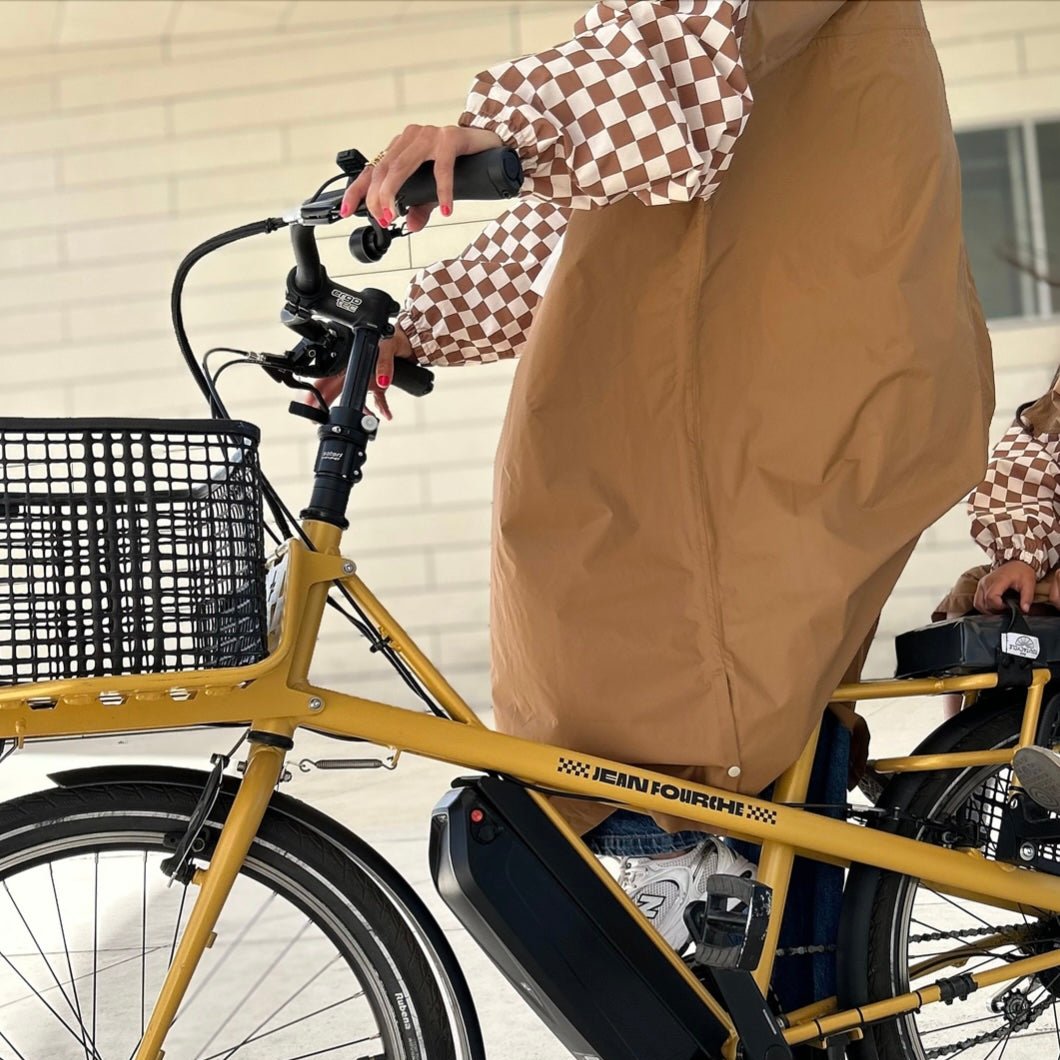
[50,762,485,1060]
[837,694,1033,1060]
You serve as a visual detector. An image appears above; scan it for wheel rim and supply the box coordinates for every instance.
[889,740,1060,1060]
[0,826,408,1059]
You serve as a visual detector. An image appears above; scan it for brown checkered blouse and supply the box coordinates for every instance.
[396,0,753,367]
[970,414,1060,577]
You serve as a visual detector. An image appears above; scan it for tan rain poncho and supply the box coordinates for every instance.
[398,0,994,833]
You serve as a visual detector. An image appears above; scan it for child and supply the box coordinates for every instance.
[936,374,1060,629]
[936,373,1060,808]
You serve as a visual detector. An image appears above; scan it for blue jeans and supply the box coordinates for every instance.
[583,809,706,857]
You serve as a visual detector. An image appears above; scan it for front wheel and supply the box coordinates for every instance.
[847,698,1060,1060]
[0,779,463,1059]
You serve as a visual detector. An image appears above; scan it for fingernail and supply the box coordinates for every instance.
[440,203,452,217]
[379,208,393,226]
[339,203,350,218]
[377,374,390,389]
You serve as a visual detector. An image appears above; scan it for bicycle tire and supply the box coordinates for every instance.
[0,779,461,1060]
[843,697,1060,1060]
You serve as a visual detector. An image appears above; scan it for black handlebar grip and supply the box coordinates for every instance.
[391,357,434,397]
[396,148,523,212]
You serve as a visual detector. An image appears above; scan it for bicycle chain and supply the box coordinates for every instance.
[776,943,836,957]
[908,921,1042,945]
[777,922,1044,958]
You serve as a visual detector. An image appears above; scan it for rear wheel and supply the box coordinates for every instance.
[0,781,460,1059]
[854,700,1060,1060]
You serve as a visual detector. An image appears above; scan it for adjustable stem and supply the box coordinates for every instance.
[300,288,396,527]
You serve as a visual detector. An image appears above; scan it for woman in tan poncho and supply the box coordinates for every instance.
[337,0,993,952]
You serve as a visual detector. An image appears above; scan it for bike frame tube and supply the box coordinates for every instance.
[136,726,292,1060]
[753,726,820,994]
[1,535,1056,1054]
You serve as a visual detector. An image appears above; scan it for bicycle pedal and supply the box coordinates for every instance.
[684,874,772,972]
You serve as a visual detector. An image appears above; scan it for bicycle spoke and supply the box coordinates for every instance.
[1,878,96,1056]
[199,994,367,1060]
[0,950,102,1055]
[49,862,90,1060]
[92,852,98,1049]
[142,850,147,1040]
[193,916,311,1059]
[282,1037,378,1060]
[212,955,342,1060]
[168,880,190,966]
[0,1025,28,1060]
[1,945,170,1014]
[927,889,1002,935]
[181,892,277,1018]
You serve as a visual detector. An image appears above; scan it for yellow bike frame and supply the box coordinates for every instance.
[0,518,1057,1059]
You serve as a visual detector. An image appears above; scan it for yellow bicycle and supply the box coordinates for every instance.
[0,148,1059,1060]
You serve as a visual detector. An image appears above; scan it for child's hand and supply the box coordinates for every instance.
[974,560,1037,614]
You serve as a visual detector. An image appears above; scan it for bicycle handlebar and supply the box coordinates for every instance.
[291,224,322,295]
[286,147,522,397]
[384,147,523,214]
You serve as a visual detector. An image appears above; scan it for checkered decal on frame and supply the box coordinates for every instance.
[746,805,778,825]
[557,756,592,778]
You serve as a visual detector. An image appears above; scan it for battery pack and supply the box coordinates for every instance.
[429,777,726,1060]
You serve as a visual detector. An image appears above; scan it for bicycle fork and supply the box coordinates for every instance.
[136,725,292,1060]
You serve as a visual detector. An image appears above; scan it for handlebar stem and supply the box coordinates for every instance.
[300,291,394,528]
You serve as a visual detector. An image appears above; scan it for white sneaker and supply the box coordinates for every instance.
[618,838,756,952]
[1013,746,1060,813]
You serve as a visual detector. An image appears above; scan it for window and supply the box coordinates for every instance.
[956,120,1060,321]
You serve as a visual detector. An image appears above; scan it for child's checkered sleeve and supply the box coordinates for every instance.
[458,1,753,209]
[396,199,569,366]
[969,422,1060,577]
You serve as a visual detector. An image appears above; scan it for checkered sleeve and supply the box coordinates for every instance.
[969,422,1060,578]
[459,1,753,209]
[396,199,569,366]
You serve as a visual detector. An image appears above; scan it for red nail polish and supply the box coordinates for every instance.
[339,203,350,218]
[380,209,393,226]
[440,204,452,217]
[377,374,391,389]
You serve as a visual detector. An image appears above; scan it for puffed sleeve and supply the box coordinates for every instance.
[396,199,569,366]
[969,422,1060,578]
[459,0,753,209]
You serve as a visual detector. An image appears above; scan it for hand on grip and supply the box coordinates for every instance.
[339,125,509,231]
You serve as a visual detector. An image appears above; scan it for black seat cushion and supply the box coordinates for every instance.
[894,614,1060,679]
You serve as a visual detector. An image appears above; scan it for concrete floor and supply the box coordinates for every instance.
[0,699,950,1059]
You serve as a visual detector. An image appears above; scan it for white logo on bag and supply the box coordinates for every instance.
[635,893,667,919]
[1002,632,1040,660]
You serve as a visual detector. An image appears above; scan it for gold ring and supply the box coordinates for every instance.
[369,149,387,168]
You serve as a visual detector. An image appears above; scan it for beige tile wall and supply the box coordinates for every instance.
[0,0,1058,711]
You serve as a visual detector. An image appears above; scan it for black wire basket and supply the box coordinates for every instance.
[0,419,269,686]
